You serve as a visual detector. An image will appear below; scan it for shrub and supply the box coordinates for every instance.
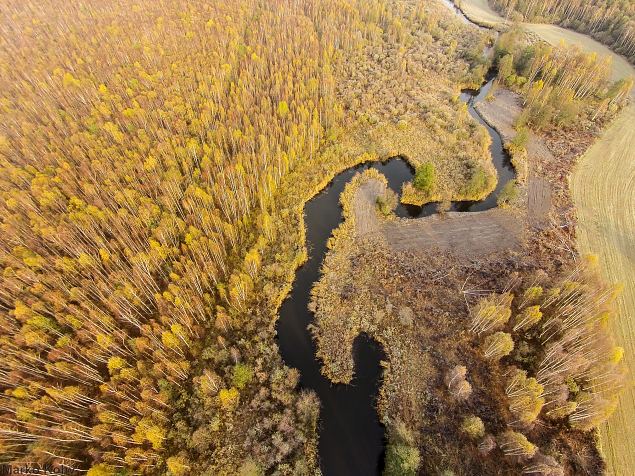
[232,363,253,389]
[376,189,398,215]
[497,179,519,207]
[461,415,485,439]
[413,162,436,195]
[463,165,491,198]
[511,127,529,149]
[384,420,420,476]
[384,444,421,476]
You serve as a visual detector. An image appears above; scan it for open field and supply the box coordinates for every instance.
[453,0,509,28]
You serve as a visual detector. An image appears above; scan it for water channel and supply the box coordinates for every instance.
[275,16,514,476]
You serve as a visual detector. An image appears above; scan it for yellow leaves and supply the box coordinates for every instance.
[68,195,86,211]
[15,405,34,422]
[30,173,63,209]
[461,415,485,439]
[86,464,116,476]
[149,238,169,260]
[26,314,57,332]
[513,305,543,332]
[171,323,187,339]
[45,385,79,402]
[482,332,515,361]
[96,333,114,349]
[221,63,231,75]
[99,248,111,263]
[610,282,624,302]
[107,356,128,374]
[166,456,189,476]
[143,155,158,171]
[596,311,611,329]
[277,100,290,118]
[56,334,72,348]
[610,346,625,364]
[62,72,81,88]
[583,253,599,268]
[193,186,213,204]
[55,256,78,274]
[218,387,240,411]
[122,108,136,119]
[64,313,83,330]
[97,101,112,117]
[14,300,32,321]
[18,248,44,269]
[12,387,29,399]
[4,196,18,210]
[161,330,181,350]
[23,329,48,347]
[78,252,95,268]
[103,121,125,143]
[98,84,109,96]
[244,248,261,277]
[145,425,166,450]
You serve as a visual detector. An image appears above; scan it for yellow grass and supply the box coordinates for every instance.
[447,1,635,474]
[453,0,509,28]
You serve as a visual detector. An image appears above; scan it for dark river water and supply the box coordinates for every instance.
[275,75,514,474]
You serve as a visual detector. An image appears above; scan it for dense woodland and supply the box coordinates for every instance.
[489,0,635,64]
[0,0,494,474]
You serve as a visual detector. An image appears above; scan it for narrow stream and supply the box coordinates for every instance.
[276,45,513,476]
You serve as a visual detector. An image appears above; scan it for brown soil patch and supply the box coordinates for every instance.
[527,177,552,228]
[355,179,523,259]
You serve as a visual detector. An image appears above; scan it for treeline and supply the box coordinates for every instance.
[490,0,635,64]
[0,0,483,474]
[467,257,626,473]
[495,27,633,129]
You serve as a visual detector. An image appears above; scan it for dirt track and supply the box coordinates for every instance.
[355,180,522,259]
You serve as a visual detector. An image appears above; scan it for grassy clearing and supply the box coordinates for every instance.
[453,0,510,28]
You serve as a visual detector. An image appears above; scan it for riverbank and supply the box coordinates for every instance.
[310,165,607,474]
[446,1,635,474]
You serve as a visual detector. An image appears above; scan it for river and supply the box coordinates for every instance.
[276,70,515,474]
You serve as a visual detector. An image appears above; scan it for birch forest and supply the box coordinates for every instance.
[490,0,635,64]
[0,0,485,474]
